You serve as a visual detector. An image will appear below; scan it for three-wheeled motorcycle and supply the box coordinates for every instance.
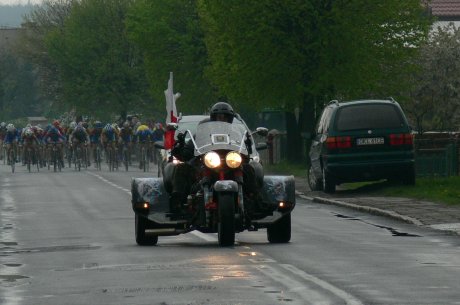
[131,119,295,246]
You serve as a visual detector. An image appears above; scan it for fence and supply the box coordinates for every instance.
[414,133,459,177]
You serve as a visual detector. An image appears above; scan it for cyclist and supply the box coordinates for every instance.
[134,123,153,169]
[4,124,20,164]
[151,123,164,165]
[22,128,40,166]
[89,121,103,164]
[43,126,66,167]
[101,123,119,163]
[118,121,133,164]
[0,122,7,161]
[70,123,90,166]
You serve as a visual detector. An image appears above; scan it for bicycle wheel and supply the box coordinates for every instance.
[26,149,31,172]
[53,149,57,172]
[124,148,129,171]
[96,147,101,170]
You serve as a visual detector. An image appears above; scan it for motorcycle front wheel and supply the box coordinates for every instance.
[217,193,236,247]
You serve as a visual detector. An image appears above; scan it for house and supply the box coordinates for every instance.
[429,0,460,28]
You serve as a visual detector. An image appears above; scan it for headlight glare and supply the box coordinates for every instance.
[226,151,242,168]
[204,152,221,168]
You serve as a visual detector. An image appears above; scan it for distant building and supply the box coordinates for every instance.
[27,117,48,126]
[0,27,21,53]
[429,0,460,28]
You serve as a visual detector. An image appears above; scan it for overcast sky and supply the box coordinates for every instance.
[0,0,42,4]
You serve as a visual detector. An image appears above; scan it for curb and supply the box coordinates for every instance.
[295,191,423,226]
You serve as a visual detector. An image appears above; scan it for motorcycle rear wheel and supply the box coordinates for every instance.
[135,214,158,246]
[217,193,236,247]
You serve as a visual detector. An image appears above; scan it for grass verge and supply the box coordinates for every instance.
[264,160,307,177]
[342,176,460,205]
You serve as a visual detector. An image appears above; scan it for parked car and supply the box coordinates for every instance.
[308,98,415,193]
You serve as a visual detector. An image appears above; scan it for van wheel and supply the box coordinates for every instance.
[308,165,323,191]
[322,168,335,193]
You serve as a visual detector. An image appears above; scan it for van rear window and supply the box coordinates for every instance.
[335,104,405,131]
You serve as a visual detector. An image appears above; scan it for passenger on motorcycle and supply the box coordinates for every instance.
[169,101,262,214]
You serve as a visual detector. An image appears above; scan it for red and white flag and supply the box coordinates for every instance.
[165,72,179,124]
[164,72,180,149]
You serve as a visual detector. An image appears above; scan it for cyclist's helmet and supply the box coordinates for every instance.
[123,121,130,128]
[94,121,103,129]
[53,120,60,127]
[0,122,6,128]
[7,124,15,132]
[69,121,77,129]
[104,124,113,132]
[210,101,235,123]
[25,128,33,137]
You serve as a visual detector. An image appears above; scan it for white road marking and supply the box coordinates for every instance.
[86,172,131,195]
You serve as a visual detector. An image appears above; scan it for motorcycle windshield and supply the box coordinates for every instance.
[193,121,249,156]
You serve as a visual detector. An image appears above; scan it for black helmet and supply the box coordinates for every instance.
[210,102,234,123]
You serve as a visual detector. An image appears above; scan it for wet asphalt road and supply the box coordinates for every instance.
[1,164,460,305]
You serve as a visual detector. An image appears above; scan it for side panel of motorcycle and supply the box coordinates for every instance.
[261,175,296,206]
[131,178,169,212]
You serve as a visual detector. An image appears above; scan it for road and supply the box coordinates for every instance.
[1,164,460,305]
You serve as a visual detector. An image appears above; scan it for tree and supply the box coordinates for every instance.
[0,51,41,120]
[19,0,76,117]
[43,0,151,120]
[126,0,215,116]
[406,23,460,132]
[197,0,431,161]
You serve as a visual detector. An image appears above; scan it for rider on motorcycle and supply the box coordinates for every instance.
[169,100,261,214]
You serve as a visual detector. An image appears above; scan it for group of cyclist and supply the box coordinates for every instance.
[0,118,165,171]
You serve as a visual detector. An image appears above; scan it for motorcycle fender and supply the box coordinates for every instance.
[131,177,169,213]
[214,180,239,193]
[262,175,296,207]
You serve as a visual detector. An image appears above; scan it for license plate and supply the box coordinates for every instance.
[356,137,384,145]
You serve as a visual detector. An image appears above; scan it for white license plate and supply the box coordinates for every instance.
[356,137,384,145]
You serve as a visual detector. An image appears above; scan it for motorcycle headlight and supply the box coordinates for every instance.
[226,151,242,168]
[204,151,221,168]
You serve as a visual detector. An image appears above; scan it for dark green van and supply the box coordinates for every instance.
[308,99,415,193]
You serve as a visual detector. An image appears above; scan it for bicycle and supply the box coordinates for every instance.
[94,143,102,170]
[48,143,62,172]
[106,142,118,171]
[7,146,16,173]
[74,144,82,171]
[121,142,131,171]
[139,143,150,172]
[24,145,39,173]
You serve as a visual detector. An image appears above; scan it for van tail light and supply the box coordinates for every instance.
[326,136,352,149]
[389,133,413,146]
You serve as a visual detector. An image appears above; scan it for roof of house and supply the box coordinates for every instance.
[430,0,460,18]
